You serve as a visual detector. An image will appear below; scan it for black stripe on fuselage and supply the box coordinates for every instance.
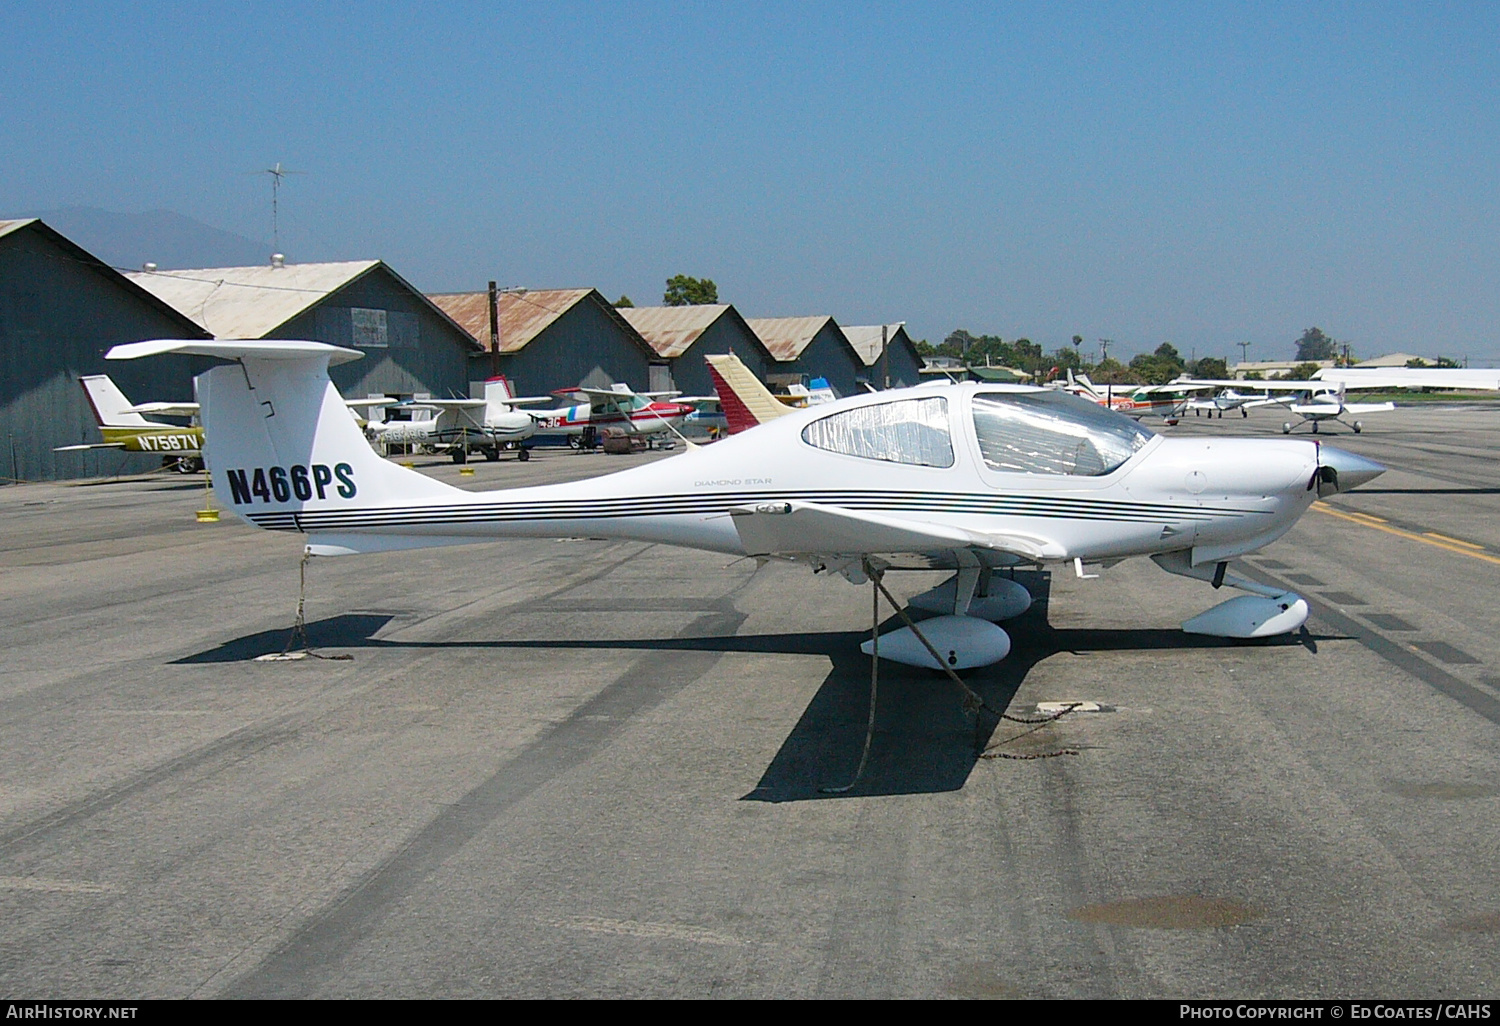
[239,489,1271,533]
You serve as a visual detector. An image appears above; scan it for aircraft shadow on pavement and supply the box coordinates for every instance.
[172,613,398,662]
[173,581,1343,802]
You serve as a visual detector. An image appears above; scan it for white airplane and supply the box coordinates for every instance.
[364,378,553,462]
[105,339,1385,671]
[1171,377,1394,434]
[1182,387,1291,418]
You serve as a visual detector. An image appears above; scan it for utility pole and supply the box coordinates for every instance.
[488,281,500,379]
[1237,341,1251,372]
[1098,338,1113,364]
[880,324,889,390]
[488,284,529,381]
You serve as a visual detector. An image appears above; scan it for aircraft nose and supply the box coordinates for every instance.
[1320,446,1386,492]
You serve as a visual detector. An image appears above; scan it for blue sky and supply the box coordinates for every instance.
[6,1,1498,363]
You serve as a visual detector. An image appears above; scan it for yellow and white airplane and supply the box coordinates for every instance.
[55,375,205,472]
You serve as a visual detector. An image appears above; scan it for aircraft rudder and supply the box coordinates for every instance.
[195,354,458,524]
[80,375,151,427]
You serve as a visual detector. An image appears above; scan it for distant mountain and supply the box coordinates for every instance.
[23,206,272,271]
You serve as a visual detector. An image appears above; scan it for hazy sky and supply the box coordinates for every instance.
[6,1,1498,363]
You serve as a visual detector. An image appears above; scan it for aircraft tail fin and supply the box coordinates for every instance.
[106,340,460,534]
[484,376,516,419]
[80,375,152,427]
[705,353,792,434]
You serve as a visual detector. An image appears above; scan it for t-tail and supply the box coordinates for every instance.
[705,353,792,434]
[106,340,461,550]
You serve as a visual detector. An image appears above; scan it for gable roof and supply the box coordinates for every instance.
[126,259,478,346]
[0,217,209,338]
[0,218,38,241]
[428,288,658,359]
[617,304,773,362]
[841,324,919,368]
[745,315,858,363]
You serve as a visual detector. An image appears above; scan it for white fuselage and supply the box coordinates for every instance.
[236,384,1326,570]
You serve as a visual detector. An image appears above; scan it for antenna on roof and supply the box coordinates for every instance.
[250,162,306,259]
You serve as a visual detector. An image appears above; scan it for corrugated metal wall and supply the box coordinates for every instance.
[277,266,478,401]
[0,226,211,482]
[667,316,770,399]
[779,324,863,399]
[477,298,652,396]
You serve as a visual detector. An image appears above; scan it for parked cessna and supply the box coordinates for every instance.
[1060,372,1189,424]
[1171,377,1395,434]
[54,375,205,472]
[106,339,1384,670]
[533,385,701,448]
[363,378,553,462]
[1183,387,1290,418]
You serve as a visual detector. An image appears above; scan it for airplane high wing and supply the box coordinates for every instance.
[364,378,550,462]
[54,375,205,472]
[1313,367,1500,391]
[1170,376,1396,433]
[1061,372,1189,424]
[106,339,1385,670]
[539,384,698,442]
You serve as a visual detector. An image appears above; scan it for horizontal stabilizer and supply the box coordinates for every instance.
[123,402,199,417]
[106,339,365,365]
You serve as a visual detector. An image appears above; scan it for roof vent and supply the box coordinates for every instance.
[142,262,157,273]
[270,253,285,268]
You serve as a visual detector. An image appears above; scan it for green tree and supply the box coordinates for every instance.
[663,275,718,306]
[1286,362,1325,380]
[1295,327,1337,361]
[1092,357,1130,384]
[1128,342,1186,384]
[1188,356,1229,379]
[614,294,634,308]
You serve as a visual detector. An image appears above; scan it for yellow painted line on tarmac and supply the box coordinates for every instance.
[1313,503,1500,566]
[1423,531,1485,550]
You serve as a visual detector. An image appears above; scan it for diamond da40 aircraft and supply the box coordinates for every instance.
[107,339,1384,670]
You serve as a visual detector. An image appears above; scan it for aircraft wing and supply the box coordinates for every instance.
[729,500,1066,563]
[1341,401,1397,414]
[1173,376,1325,391]
[1314,368,1500,391]
[54,442,127,451]
[345,398,398,410]
[403,398,486,409]
[123,401,199,417]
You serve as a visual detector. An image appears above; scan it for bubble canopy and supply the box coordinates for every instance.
[797,388,1154,478]
[971,390,1154,476]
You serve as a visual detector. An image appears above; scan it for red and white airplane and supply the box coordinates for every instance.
[1058,372,1190,424]
[533,384,700,446]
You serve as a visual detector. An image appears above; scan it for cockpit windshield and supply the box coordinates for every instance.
[971,390,1153,476]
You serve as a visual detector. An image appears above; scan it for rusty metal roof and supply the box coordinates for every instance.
[428,288,594,352]
[427,288,657,361]
[618,305,733,358]
[841,324,911,367]
[745,316,841,362]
